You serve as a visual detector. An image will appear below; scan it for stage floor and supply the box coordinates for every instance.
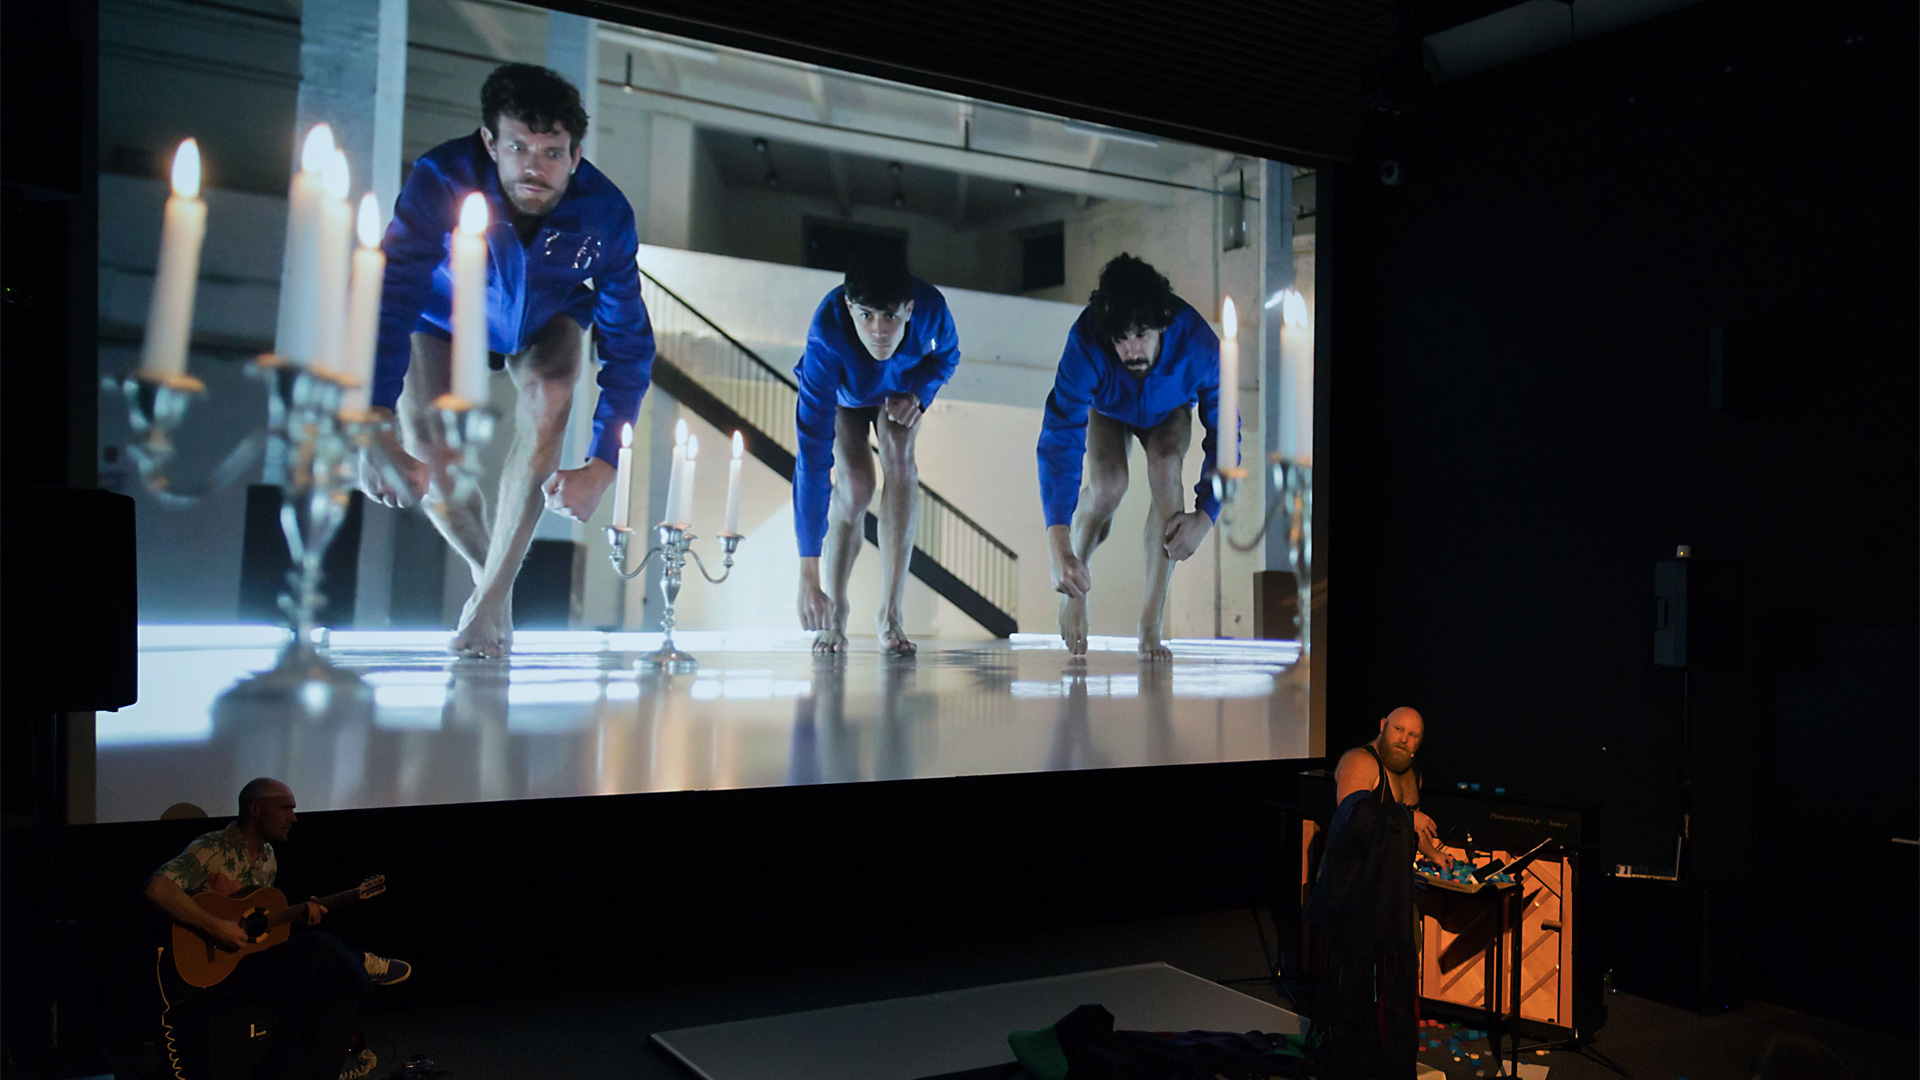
[94,628,1308,823]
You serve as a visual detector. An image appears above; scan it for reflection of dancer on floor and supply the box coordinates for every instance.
[793,254,960,655]
[358,64,655,658]
[1037,255,1236,660]
[787,662,855,785]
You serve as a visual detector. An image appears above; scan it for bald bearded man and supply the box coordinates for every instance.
[1305,707,1448,1080]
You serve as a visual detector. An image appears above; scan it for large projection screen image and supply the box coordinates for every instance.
[93,0,1320,822]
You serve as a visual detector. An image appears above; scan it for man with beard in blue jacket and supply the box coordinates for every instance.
[1036,254,1235,660]
[360,63,654,658]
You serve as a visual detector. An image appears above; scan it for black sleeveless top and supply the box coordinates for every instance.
[1305,746,1421,954]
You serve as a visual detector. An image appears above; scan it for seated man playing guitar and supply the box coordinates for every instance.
[144,778,408,1080]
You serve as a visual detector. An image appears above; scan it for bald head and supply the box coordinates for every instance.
[1374,707,1425,774]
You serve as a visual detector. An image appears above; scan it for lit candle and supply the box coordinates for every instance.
[1218,295,1239,474]
[138,138,207,381]
[724,431,744,535]
[678,433,699,526]
[340,194,384,415]
[611,423,634,528]
[449,192,490,408]
[312,148,352,376]
[1279,289,1314,465]
[275,124,334,364]
[662,418,687,526]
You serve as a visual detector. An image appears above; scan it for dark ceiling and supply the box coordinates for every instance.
[553,0,1405,166]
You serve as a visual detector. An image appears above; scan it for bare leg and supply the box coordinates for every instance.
[873,412,921,655]
[815,407,877,654]
[1136,406,1193,661]
[398,334,491,580]
[452,317,584,659]
[1060,412,1131,655]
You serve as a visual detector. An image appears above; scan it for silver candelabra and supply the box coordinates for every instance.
[116,349,430,708]
[1216,453,1314,654]
[605,522,743,673]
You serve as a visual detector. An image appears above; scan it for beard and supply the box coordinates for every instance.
[504,181,561,217]
[1379,745,1414,774]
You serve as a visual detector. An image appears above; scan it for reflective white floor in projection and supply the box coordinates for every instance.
[95,628,1310,824]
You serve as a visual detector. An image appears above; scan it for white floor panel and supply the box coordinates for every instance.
[652,962,1304,1080]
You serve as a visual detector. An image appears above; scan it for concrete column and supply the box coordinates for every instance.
[294,0,408,216]
[1259,159,1295,573]
[537,13,604,550]
[287,0,409,623]
[646,114,695,249]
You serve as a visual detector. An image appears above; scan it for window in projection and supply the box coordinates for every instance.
[91,0,1319,821]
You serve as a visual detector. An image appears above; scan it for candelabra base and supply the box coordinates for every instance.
[642,643,699,674]
[218,638,372,712]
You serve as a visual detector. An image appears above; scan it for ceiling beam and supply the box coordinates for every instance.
[614,87,1183,206]
[445,0,519,60]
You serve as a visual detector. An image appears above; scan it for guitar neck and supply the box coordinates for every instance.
[261,885,367,928]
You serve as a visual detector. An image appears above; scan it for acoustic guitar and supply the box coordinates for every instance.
[170,875,386,988]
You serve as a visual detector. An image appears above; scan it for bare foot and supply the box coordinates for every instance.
[812,629,849,655]
[1137,635,1172,662]
[453,592,512,659]
[877,614,917,657]
[1058,594,1089,656]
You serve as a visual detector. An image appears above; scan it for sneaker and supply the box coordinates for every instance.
[339,1049,378,1080]
[363,952,412,986]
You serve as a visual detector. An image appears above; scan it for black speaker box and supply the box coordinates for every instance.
[2,487,137,711]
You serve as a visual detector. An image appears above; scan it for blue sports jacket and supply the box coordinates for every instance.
[791,278,961,558]
[1035,299,1236,528]
[372,133,654,466]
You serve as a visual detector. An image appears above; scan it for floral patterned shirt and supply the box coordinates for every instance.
[155,823,276,896]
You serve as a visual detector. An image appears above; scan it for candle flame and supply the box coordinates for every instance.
[1280,289,1311,329]
[685,433,699,460]
[322,149,350,201]
[300,124,335,174]
[620,423,632,449]
[355,194,382,248]
[170,139,202,199]
[1221,295,1238,340]
[674,418,688,446]
[731,431,744,459]
[458,191,488,235]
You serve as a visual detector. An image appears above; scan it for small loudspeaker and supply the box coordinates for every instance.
[1654,555,1690,668]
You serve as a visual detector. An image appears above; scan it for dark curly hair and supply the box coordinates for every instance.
[481,64,589,149]
[842,250,915,312]
[1086,254,1177,343]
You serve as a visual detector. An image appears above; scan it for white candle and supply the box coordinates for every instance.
[138,139,207,381]
[1278,289,1313,465]
[275,124,334,364]
[724,431,744,535]
[449,192,490,408]
[678,433,699,526]
[312,148,352,375]
[611,423,634,528]
[662,418,687,526]
[1218,295,1239,473]
[340,194,385,415]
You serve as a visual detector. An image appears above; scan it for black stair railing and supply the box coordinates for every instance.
[638,268,1019,638]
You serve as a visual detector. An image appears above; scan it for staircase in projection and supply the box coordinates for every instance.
[638,269,1019,638]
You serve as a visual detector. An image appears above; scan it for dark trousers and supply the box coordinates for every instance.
[207,930,371,1080]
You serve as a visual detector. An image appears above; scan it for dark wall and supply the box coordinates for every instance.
[1324,0,1916,1035]
[12,759,1305,1057]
